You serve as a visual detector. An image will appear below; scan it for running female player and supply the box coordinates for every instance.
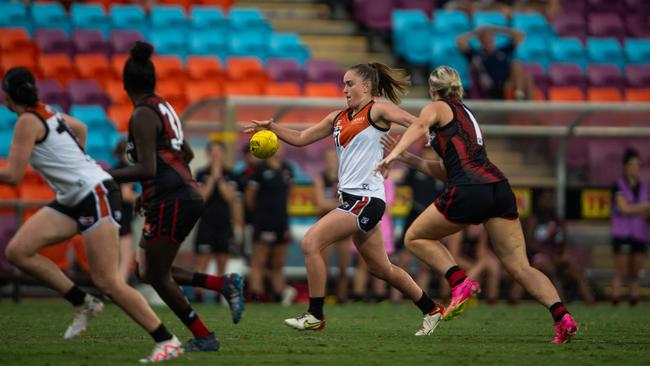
[1,67,182,363]
[376,65,578,343]
[245,62,445,336]
[108,42,243,352]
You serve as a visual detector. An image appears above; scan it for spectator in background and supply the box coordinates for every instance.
[193,141,243,300]
[610,148,650,306]
[245,146,295,304]
[456,26,536,100]
[235,144,260,258]
[113,139,138,282]
[313,148,352,303]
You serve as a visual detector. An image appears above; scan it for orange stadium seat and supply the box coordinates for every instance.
[38,54,78,87]
[548,87,585,102]
[157,0,194,11]
[1,53,37,76]
[151,55,187,85]
[0,28,38,64]
[38,241,71,270]
[587,87,623,102]
[19,182,55,201]
[105,79,130,107]
[108,103,132,132]
[624,88,650,102]
[157,79,188,114]
[186,56,224,82]
[111,54,129,76]
[70,235,90,272]
[75,54,117,88]
[224,81,264,96]
[265,82,301,97]
[304,82,342,97]
[185,81,223,103]
[196,0,234,8]
[226,57,268,86]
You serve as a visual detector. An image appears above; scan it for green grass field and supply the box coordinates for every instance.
[1,300,649,366]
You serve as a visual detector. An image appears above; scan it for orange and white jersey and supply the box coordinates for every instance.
[332,100,387,201]
[26,103,111,206]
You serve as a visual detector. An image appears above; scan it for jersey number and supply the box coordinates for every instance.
[333,126,342,148]
[158,102,183,151]
[462,106,483,146]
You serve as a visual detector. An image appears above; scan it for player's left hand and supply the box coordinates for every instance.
[242,119,273,134]
[375,155,396,179]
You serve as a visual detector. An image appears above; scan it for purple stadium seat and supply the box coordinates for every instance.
[523,63,548,97]
[110,30,144,55]
[72,29,111,57]
[588,14,625,40]
[356,0,396,31]
[549,63,586,91]
[305,60,343,84]
[587,64,624,91]
[560,0,586,13]
[35,29,75,58]
[36,79,70,112]
[398,0,435,14]
[67,80,111,110]
[267,58,306,86]
[588,139,624,185]
[551,14,586,41]
[587,0,624,13]
[624,65,650,88]
[625,14,650,38]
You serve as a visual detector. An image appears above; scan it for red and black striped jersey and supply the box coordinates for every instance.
[428,98,506,185]
[126,94,198,202]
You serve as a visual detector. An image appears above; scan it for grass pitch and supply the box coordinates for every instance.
[1,300,649,366]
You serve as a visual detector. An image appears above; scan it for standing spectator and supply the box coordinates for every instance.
[456,26,536,100]
[113,139,139,282]
[245,147,295,304]
[610,148,650,306]
[235,144,260,258]
[194,141,243,300]
[313,148,352,303]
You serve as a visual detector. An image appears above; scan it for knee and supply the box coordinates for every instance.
[404,228,421,252]
[503,259,528,280]
[301,234,320,257]
[5,241,27,265]
[91,274,122,297]
[366,263,390,280]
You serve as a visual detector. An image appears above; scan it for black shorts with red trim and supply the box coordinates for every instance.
[142,197,204,244]
[252,224,291,245]
[337,192,386,232]
[47,179,122,233]
[434,180,518,225]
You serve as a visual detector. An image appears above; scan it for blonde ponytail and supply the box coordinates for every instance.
[428,65,464,100]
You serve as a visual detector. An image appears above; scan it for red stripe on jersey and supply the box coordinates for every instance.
[94,185,109,217]
[351,196,369,215]
[443,186,457,215]
[171,199,179,239]
[158,202,165,236]
[159,149,199,190]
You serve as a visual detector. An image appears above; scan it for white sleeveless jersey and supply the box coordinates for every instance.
[332,101,386,200]
[26,103,111,206]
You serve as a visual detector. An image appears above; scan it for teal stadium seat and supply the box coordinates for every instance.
[550,37,586,70]
[512,12,551,36]
[70,105,108,129]
[150,5,187,33]
[150,29,188,59]
[269,33,310,65]
[228,31,268,62]
[110,4,148,38]
[228,8,271,34]
[515,36,549,70]
[31,2,70,35]
[430,36,471,89]
[473,11,508,28]
[70,3,110,37]
[392,9,430,65]
[624,38,650,64]
[189,29,228,61]
[190,6,226,31]
[0,106,15,130]
[432,10,470,35]
[0,2,31,34]
[586,38,624,71]
[0,130,12,158]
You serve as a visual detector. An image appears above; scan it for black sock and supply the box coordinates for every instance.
[445,265,467,288]
[549,302,569,322]
[63,286,87,306]
[149,324,173,343]
[414,292,437,315]
[192,273,207,288]
[308,297,325,319]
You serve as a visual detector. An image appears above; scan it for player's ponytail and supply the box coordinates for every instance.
[349,62,411,105]
[2,67,39,107]
[123,41,156,95]
[428,66,464,100]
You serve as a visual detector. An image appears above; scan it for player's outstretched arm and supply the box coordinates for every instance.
[380,134,446,181]
[243,110,339,147]
[371,102,417,128]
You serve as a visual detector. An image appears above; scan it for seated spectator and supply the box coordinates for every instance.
[456,26,536,100]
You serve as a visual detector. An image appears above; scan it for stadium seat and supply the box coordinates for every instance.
[587,0,624,13]
[0,130,12,157]
[431,10,471,35]
[392,9,429,58]
[354,0,395,31]
[550,38,586,70]
[104,79,130,107]
[625,14,650,38]
[36,79,70,112]
[0,3,31,35]
[473,11,508,28]
[624,65,650,88]
[38,54,78,88]
[515,37,549,70]
[35,29,75,58]
[269,33,310,65]
[624,38,650,64]
[264,82,302,97]
[587,64,624,91]
[186,56,224,82]
[108,104,132,132]
[151,55,187,84]
[150,29,188,59]
[189,29,228,61]
[512,12,550,36]
[226,57,268,85]
[156,80,188,114]
[70,105,109,129]
[67,80,111,110]
[400,0,435,13]
[549,63,587,91]
[185,81,223,103]
[625,88,650,102]
[228,7,271,34]
[110,30,145,55]
[150,5,187,32]
[1,53,37,74]
[111,54,129,77]
[110,4,148,37]
[587,87,623,101]
[522,63,548,97]
[0,106,14,130]
[37,241,71,271]
[157,0,194,12]
[31,2,70,35]
[304,82,341,97]
[430,36,471,89]
[551,14,586,41]
[548,86,585,101]
[189,5,226,31]
[266,58,305,85]
[196,0,235,8]
[70,3,110,37]
[228,31,269,62]
[588,14,625,40]
[19,182,55,201]
[305,60,342,84]
[0,28,38,63]
[72,29,112,58]
[75,54,116,88]
[586,38,624,71]
[223,81,264,96]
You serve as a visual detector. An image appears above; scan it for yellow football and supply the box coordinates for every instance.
[249,130,279,159]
